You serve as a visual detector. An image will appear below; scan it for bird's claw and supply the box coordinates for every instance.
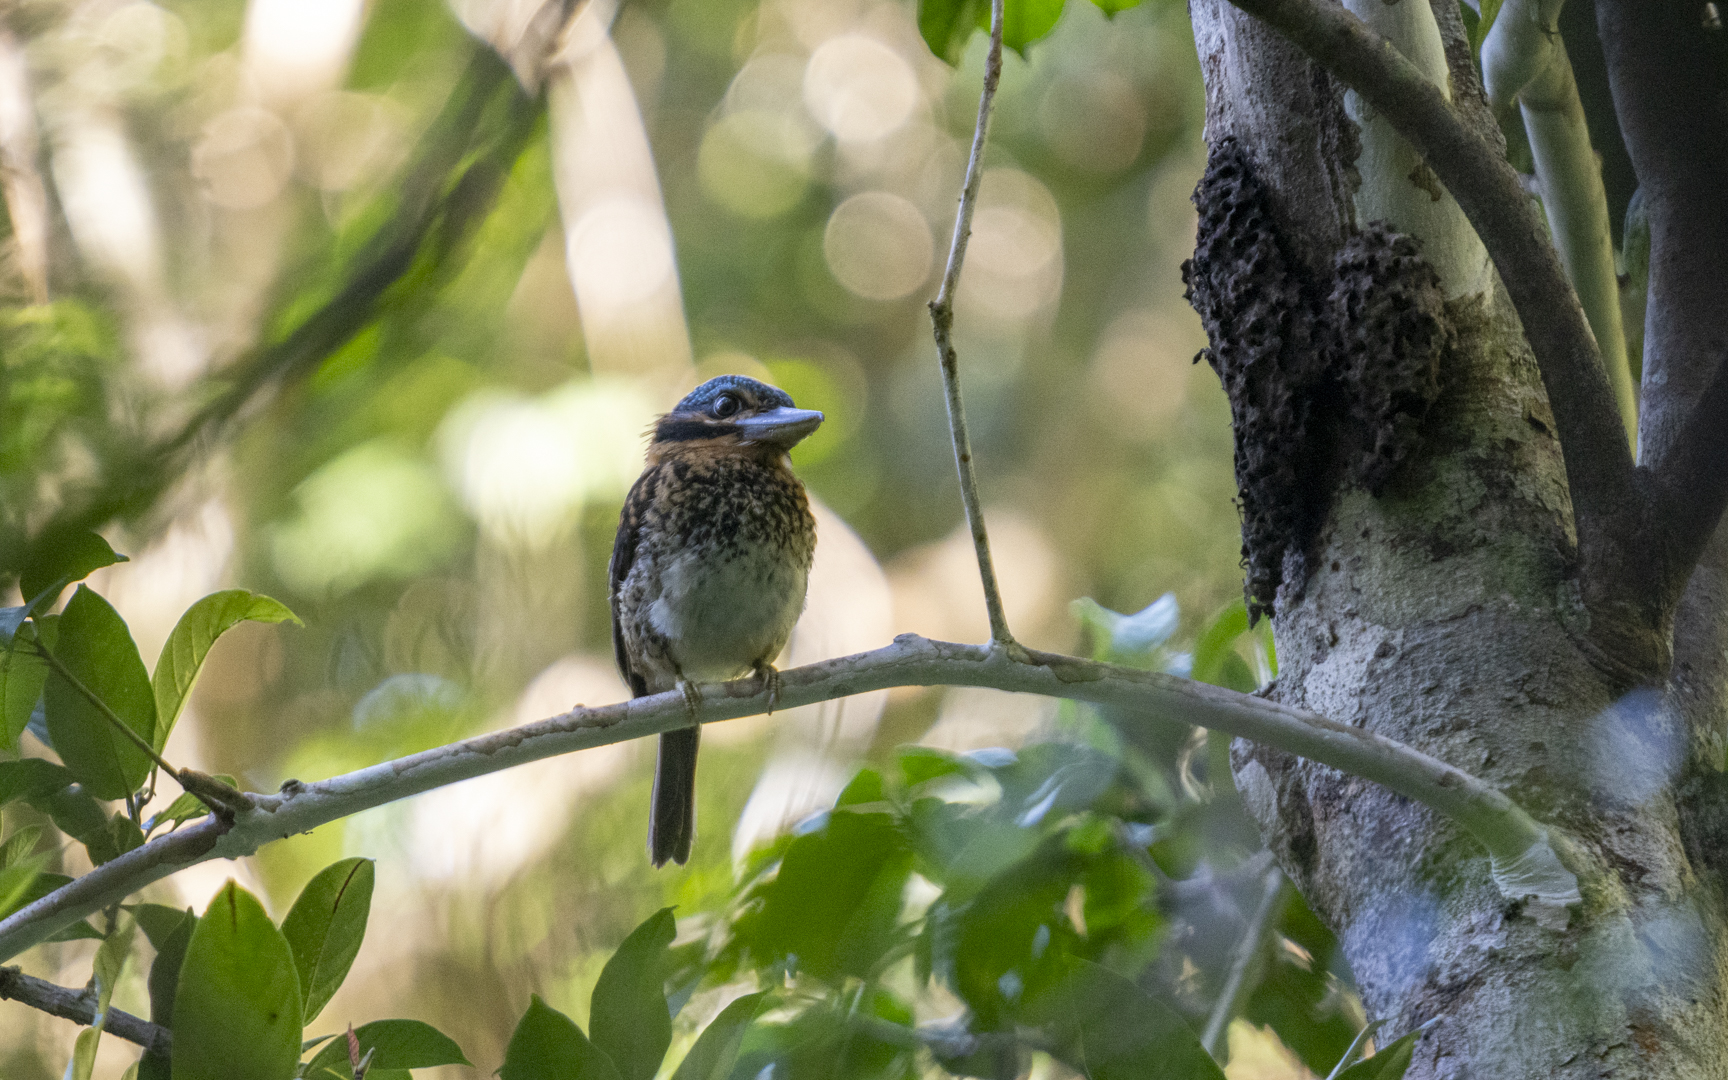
[678,680,702,726]
[753,661,781,715]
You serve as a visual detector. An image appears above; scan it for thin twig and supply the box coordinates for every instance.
[0,634,1581,961]
[928,0,1014,649]
[0,966,171,1054]
[1200,867,1287,1058]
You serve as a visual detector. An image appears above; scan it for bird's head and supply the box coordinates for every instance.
[651,375,824,455]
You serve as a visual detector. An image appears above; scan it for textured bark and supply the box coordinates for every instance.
[1189,0,1728,1074]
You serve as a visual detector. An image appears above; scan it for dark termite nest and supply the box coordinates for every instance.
[1328,225,1447,493]
[1182,138,1448,622]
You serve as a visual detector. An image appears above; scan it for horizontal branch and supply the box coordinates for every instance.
[1223,0,1644,619]
[0,636,1580,961]
[0,965,170,1053]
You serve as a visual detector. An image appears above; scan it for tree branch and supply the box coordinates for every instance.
[928,0,1015,649]
[0,635,1581,962]
[1483,0,1635,443]
[1597,0,1728,591]
[0,965,171,1054]
[1222,0,1647,640]
[1200,866,1286,1057]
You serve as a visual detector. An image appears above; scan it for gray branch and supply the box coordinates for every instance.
[0,635,1581,961]
[0,965,170,1054]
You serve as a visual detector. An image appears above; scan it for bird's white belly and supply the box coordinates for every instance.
[647,548,806,681]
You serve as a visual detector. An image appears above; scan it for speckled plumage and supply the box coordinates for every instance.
[610,376,820,866]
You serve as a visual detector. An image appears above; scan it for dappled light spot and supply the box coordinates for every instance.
[804,34,919,143]
[1038,71,1147,175]
[956,169,1064,326]
[191,107,295,210]
[566,197,678,310]
[823,191,934,301]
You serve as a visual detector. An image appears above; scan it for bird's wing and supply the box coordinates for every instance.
[610,467,653,698]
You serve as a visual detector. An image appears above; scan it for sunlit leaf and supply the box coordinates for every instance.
[670,992,767,1080]
[0,851,44,917]
[171,881,304,1080]
[130,902,197,1044]
[590,907,676,1080]
[281,857,375,1021]
[500,995,622,1080]
[1090,0,1142,14]
[302,1018,471,1077]
[151,590,298,751]
[0,822,39,868]
[978,0,1066,57]
[1469,0,1504,54]
[42,586,156,799]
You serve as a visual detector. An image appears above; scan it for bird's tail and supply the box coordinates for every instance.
[649,727,699,866]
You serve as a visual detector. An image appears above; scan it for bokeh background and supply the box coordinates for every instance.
[0,0,1281,1073]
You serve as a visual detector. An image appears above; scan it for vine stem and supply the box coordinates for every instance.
[928,0,1015,649]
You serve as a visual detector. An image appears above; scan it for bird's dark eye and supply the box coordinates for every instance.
[712,394,741,418]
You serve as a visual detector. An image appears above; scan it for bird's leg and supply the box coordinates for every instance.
[677,679,702,725]
[752,660,781,715]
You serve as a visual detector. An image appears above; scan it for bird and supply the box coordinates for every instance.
[609,375,823,866]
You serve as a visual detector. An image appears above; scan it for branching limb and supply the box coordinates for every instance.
[1483,0,1635,442]
[929,0,1015,649]
[0,635,1581,961]
[1597,0,1728,589]
[0,965,171,1054]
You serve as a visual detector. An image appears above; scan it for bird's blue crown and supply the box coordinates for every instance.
[674,375,795,414]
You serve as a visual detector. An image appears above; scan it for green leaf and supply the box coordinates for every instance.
[20,531,126,612]
[1335,1027,1422,1080]
[1469,0,1503,54]
[1089,0,1142,14]
[0,757,73,805]
[919,0,986,64]
[1027,956,1226,1080]
[670,992,767,1080]
[1191,601,1251,687]
[130,903,196,1032]
[151,590,298,751]
[977,0,1066,57]
[42,586,156,800]
[0,822,41,867]
[759,807,913,982]
[171,881,305,1080]
[281,857,375,1022]
[590,907,676,1080]
[68,913,137,1080]
[34,784,120,864]
[0,642,47,755]
[500,995,623,1080]
[0,851,45,916]
[302,1018,471,1077]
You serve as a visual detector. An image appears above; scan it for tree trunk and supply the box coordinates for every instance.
[1186,1,1728,1074]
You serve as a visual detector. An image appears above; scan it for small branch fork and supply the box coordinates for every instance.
[1222,0,1728,671]
[0,966,169,1054]
[0,634,1581,963]
[929,0,1016,650]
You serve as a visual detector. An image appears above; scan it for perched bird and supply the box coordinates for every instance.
[610,375,823,866]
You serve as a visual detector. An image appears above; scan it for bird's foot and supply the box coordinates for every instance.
[753,661,781,715]
[677,680,703,726]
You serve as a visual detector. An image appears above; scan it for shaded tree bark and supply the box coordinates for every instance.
[1187,0,1728,1074]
